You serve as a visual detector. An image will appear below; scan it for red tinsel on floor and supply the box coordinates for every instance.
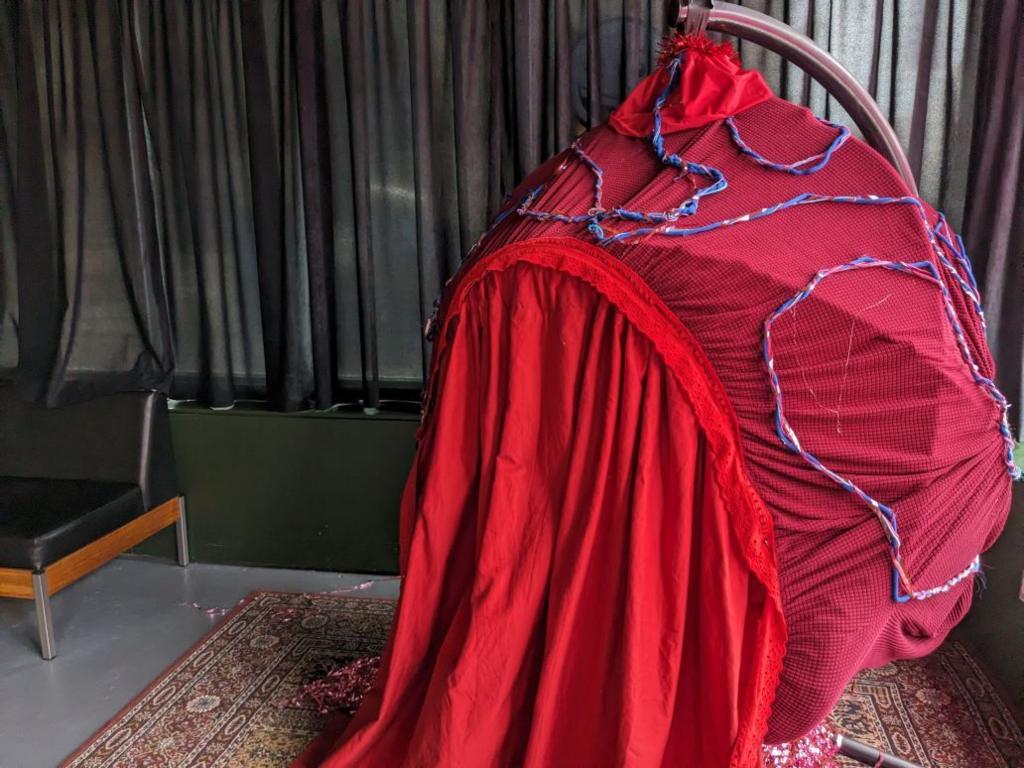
[292,656,382,716]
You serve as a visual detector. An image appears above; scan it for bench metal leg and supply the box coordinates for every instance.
[32,572,56,660]
[175,497,190,567]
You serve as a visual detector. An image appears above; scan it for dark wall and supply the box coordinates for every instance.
[136,407,417,574]
[955,485,1024,711]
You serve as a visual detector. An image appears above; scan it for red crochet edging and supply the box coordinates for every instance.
[425,236,787,768]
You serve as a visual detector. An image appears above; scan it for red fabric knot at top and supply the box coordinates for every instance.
[609,33,773,137]
[656,32,739,67]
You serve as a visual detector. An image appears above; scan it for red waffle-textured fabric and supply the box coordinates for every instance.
[478,94,1013,742]
[295,240,786,767]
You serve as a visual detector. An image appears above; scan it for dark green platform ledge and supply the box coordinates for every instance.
[135,405,418,574]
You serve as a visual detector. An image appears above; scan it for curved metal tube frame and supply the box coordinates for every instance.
[677,1,917,194]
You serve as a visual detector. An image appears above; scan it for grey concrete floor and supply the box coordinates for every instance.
[0,556,400,768]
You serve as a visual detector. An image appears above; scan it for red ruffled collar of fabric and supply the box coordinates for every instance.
[609,33,773,137]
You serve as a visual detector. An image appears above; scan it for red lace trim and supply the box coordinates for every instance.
[425,236,787,768]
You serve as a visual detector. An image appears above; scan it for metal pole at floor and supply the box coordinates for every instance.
[837,735,923,768]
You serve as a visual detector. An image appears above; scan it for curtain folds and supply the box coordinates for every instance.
[0,0,1017,413]
[963,0,1024,435]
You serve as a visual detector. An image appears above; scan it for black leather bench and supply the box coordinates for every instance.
[0,385,187,659]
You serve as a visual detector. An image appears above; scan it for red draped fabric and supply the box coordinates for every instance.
[294,239,786,767]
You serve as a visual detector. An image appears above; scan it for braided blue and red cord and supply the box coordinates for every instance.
[724,115,850,175]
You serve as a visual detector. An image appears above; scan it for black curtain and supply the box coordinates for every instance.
[0,0,668,410]
[963,0,1024,437]
[0,0,1018,416]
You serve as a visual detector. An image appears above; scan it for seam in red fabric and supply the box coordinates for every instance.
[424,235,787,767]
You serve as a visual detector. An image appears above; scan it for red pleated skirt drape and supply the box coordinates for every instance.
[295,239,785,768]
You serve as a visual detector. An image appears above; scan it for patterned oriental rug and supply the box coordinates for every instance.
[62,591,1024,768]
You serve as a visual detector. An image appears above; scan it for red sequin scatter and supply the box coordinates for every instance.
[762,724,840,768]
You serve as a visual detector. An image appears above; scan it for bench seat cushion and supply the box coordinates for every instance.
[0,477,144,570]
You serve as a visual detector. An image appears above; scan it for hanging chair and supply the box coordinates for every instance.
[294,4,1015,767]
